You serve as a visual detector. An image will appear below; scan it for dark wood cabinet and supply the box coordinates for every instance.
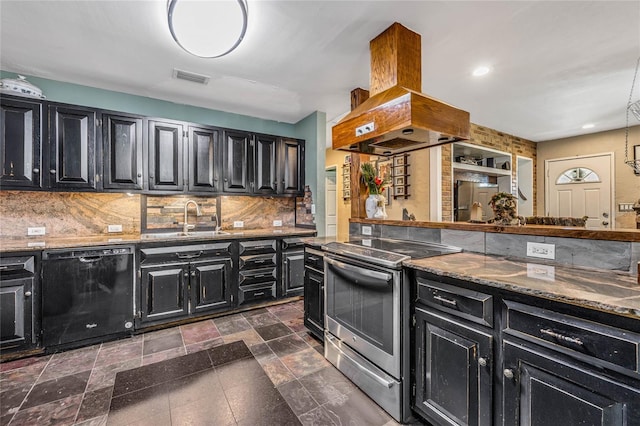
[303,246,324,341]
[279,137,304,195]
[148,119,184,191]
[0,96,43,189]
[188,125,221,193]
[190,259,233,314]
[0,255,38,354]
[48,104,97,190]
[502,339,640,426]
[253,133,277,194]
[139,264,190,325]
[223,130,251,193]
[282,249,305,297]
[414,307,493,426]
[237,239,278,306]
[102,113,143,191]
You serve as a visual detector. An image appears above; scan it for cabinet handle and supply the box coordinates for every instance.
[503,369,514,379]
[308,256,319,261]
[478,357,488,367]
[24,291,32,297]
[33,168,40,174]
[433,294,458,307]
[49,169,56,174]
[254,291,265,296]
[190,271,196,277]
[137,173,142,178]
[540,328,584,346]
[254,274,265,278]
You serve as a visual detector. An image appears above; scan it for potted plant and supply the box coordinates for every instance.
[361,162,390,218]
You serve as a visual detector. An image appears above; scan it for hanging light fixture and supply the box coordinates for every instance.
[624,57,640,174]
[167,0,248,58]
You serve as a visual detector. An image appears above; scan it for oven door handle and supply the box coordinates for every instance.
[325,257,393,285]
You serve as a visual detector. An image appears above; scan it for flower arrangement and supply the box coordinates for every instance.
[361,162,389,195]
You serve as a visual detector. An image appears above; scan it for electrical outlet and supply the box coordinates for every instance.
[108,224,123,233]
[311,204,316,214]
[233,221,244,228]
[526,242,555,260]
[362,226,372,236]
[273,220,283,227]
[27,227,46,236]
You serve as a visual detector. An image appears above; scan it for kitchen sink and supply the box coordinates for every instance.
[141,230,230,240]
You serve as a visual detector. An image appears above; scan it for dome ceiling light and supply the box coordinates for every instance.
[167,0,248,58]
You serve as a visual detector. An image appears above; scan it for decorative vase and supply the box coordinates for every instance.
[365,194,378,218]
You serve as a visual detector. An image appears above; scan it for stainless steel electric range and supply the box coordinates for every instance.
[321,238,461,423]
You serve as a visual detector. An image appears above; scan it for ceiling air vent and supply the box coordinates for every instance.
[172,68,210,85]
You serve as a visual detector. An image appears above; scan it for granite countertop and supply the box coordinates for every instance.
[405,252,640,320]
[0,227,317,252]
[302,236,338,248]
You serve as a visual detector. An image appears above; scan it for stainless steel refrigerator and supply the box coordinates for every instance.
[454,181,499,222]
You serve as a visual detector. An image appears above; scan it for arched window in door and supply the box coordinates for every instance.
[556,167,601,184]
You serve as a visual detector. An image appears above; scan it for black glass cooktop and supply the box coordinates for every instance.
[322,238,461,269]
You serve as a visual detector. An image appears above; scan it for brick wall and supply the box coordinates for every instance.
[442,124,537,220]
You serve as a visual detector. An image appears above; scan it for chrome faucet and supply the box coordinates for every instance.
[183,200,202,234]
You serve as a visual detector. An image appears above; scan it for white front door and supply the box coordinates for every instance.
[545,153,613,229]
[325,167,337,237]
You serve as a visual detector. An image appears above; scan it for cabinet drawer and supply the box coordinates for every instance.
[238,282,276,306]
[416,277,493,327]
[304,248,324,272]
[240,253,277,270]
[503,300,640,373]
[239,267,277,286]
[239,240,277,255]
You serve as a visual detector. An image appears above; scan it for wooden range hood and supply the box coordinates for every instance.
[332,23,470,155]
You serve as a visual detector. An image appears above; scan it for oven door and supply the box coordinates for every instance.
[324,254,401,378]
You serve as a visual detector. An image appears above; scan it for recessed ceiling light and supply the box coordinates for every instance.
[472,66,491,77]
[582,123,595,129]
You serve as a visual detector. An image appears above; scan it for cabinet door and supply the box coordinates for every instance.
[278,138,304,195]
[0,97,42,189]
[502,340,640,426]
[283,250,305,297]
[48,104,97,190]
[139,265,189,325]
[102,113,143,190]
[222,130,251,193]
[148,120,184,191]
[303,267,324,340]
[414,307,493,426]
[188,125,221,192]
[253,133,277,194]
[0,277,34,351]
[190,259,233,314]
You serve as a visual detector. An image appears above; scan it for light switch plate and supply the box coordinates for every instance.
[273,220,283,227]
[526,242,555,260]
[108,224,123,233]
[233,221,244,228]
[27,227,46,236]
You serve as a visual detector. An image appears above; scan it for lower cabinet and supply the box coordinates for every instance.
[414,307,493,426]
[502,340,640,426]
[411,270,640,426]
[303,246,324,340]
[0,255,38,353]
[282,246,305,297]
[238,239,278,306]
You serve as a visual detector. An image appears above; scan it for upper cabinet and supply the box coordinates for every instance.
[47,104,98,190]
[0,96,43,189]
[0,95,305,196]
[102,112,144,191]
[147,119,184,192]
[223,130,251,193]
[279,137,304,195]
[188,125,221,193]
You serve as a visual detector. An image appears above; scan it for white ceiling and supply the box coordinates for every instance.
[1,1,639,144]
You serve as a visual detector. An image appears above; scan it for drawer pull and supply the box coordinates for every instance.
[308,256,319,261]
[254,292,265,296]
[540,328,584,346]
[478,357,488,367]
[503,369,514,379]
[254,274,265,278]
[433,294,458,307]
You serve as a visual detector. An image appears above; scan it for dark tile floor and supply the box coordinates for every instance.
[0,300,409,426]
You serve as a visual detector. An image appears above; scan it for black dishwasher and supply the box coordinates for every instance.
[42,245,135,349]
